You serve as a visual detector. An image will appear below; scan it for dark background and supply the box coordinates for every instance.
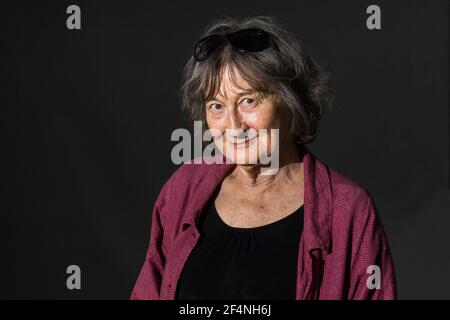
[1,0,448,299]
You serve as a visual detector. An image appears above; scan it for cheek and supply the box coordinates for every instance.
[206,114,220,128]
[243,105,280,129]
[243,112,258,124]
[206,116,226,138]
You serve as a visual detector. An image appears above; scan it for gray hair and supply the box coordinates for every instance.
[180,16,332,144]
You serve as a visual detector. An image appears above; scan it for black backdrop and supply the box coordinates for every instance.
[1,0,448,299]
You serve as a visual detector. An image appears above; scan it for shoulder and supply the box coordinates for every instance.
[152,157,234,236]
[167,155,230,187]
[317,163,390,263]
[328,167,373,208]
[154,161,212,206]
[308,151,377,223]
[305,150,372,210]
[325,165,381,238]
[154,155,233,211]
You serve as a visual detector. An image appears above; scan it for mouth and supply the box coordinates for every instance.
[230,134,258,148]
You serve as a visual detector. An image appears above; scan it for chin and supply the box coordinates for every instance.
[225,150,263,165]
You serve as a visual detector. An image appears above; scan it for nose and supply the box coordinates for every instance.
[227,108,249,138]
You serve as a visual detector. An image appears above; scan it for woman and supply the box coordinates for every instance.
[131,16,396,300]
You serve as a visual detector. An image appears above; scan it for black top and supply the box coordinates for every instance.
[175,198,304,300]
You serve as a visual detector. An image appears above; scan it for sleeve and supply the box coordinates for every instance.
[348,191,397,300]
[130,195,166,300]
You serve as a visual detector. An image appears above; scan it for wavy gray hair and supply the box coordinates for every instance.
[180,16,332,144]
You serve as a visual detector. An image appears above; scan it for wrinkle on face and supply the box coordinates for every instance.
[204,65,286,170]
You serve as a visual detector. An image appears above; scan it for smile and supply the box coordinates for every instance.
[230,135,258,148]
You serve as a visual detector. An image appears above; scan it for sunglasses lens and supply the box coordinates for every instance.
[228,28,270,52]
[193,35,224,61]
[192,29,273,61]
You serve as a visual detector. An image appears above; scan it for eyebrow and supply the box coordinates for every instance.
[205,89,259,104]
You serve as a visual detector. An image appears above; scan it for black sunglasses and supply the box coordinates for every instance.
[192,28,276,61]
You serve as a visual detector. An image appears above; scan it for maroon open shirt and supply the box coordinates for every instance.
[130,147,397,300]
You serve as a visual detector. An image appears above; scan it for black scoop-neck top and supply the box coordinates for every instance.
[175,198,304,300]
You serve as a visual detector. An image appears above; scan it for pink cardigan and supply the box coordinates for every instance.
[131,147,397,300]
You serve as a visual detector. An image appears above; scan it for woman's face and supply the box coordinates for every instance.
[205,66,290,166]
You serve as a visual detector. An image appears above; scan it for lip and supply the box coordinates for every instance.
[230,135,258,148]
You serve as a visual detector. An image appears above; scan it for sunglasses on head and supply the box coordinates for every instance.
[192,28,277,62]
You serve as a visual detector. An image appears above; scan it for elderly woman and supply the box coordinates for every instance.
[131,16,396,300]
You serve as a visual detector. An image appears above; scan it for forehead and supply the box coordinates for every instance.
[213,65,255,101]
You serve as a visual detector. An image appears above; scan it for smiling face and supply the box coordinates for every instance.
[205,65,290,166]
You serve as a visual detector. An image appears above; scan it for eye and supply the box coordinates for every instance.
[208,103,223,113]
[240,97,258,109]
